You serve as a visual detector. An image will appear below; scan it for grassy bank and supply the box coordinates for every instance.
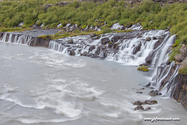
[0,0,187,61]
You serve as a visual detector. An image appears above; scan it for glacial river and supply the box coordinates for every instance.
[0,42,186,125]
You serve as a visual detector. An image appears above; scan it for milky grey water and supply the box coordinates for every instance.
[0,42,186,125]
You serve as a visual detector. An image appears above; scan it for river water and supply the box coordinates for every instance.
[0,42,186,125]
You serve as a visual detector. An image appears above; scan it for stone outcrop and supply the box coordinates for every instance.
[175,54,184,62]
[173,74,187,109]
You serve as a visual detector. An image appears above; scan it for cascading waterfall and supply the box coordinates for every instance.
[161,65,180,96]
[49,30,170,66]
[1,33,7,42]
[0,33,33,46]
[8,34,13,43]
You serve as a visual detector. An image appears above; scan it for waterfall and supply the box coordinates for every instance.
[49,30,170,65]
[0,33,33,46]
[1,33,7,42]
[161,65,180,96]
[8,34,13,43]
[156,35,176,66]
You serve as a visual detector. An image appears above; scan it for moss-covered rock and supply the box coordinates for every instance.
[38,35,53,40]
[137,66,149,72]
[178,66,187,75]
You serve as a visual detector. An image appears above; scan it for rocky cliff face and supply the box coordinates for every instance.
[173,74,187,109]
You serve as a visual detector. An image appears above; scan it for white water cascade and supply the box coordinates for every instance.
[0,33,34,46]
[49,30,172,66]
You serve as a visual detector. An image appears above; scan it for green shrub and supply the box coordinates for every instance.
[169,44,182,62]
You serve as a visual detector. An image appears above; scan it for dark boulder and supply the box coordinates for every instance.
[146,37,151,41]
[133,42,141,54]
[101,38,110,45]
[95,46,101,55]
[134,105,144,110]
[166,60,171,65]
[89,45,96,52]
[67,39,74,44]
[153,36,157,40]
[136,91,143,94]
[111,35,124,43]
[144,100,158,105]
[69,50,76,56]
[133,101,142,105]
[174,54,184,62]
[149,90,161,96]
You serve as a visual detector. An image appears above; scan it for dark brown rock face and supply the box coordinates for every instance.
[101,38,110,45]
[180,44,187,57]
[180,57,187,69]
[175,54,184,62]
[173,74,187,109]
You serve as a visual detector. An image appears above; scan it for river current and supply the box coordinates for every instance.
[0,42,186,125]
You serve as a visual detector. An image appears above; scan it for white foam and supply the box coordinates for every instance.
[111,23,124,30]
[17,116,81,124]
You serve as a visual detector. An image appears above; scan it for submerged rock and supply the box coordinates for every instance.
[149,90,161,96]
[153,36,157,40]
[144,100,158,105]
[133,101,142,105]
[136,91,143,94]
[134,105,144,110]
[69,50,76,56]
[144,107,151,111]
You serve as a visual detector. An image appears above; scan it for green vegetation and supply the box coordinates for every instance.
[178,66,187,75]
[137,66,149,72]
[168,44,182,62]
[1,0,187,60]
[38,34,53,40]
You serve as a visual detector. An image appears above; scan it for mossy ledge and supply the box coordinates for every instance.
[178,66,187,75]
[137,66,149,72]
